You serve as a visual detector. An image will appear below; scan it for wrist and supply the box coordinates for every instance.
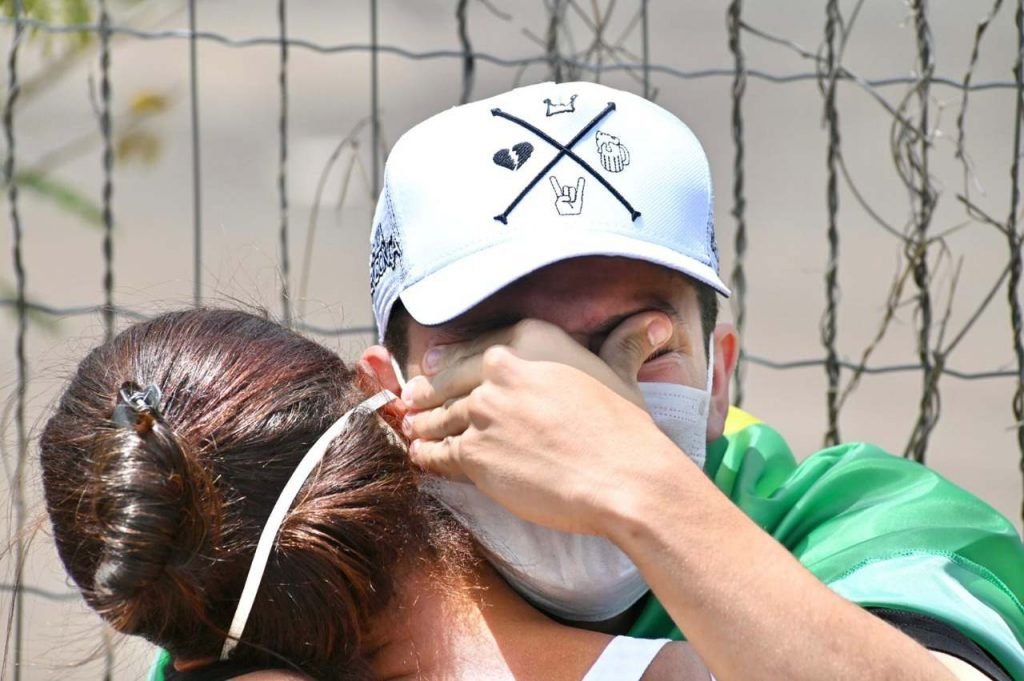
[599,430,724,556]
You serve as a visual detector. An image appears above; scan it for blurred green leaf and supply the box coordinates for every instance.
[15,170,103,228]
[62,0,89,24]
[61,0,91,47]
[130,91,171,117]
[1,0,52,22]
[2,0,92,49]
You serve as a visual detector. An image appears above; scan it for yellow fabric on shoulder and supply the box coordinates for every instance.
[723,405,761,436]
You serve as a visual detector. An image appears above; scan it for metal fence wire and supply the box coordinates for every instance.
[1,0,1023,678]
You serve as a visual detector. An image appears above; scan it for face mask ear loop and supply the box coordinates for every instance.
[705,335,715,395]
[390,355,407,392]
[219,389,397,660]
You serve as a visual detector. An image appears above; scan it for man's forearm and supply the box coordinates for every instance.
[400,339,994,679]
[606,445,959,681]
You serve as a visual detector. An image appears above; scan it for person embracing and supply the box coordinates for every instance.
[44,308,716,681]
[360,80,1024,680]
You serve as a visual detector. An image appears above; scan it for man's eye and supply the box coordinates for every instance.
[644,348,671,364]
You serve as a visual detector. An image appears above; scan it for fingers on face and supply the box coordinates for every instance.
[406,397,471,442]
[408,436,470,482]
[426,320,525,376]
[405,331,528,412]
[598,309,675,380]
[403,350,487,409]
[506,318,575,356]
[480,344,520,385]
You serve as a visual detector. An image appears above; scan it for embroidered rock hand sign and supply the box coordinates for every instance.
[595,130,630,173]
[549,176,585,216]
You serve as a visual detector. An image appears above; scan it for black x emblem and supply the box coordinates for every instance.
[491,102,641,225]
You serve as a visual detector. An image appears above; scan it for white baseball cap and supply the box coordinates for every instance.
[369,81,729,339]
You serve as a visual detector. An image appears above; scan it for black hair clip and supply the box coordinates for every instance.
[112,381,163,433]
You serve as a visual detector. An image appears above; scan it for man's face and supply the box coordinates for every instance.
[402,256,709,391]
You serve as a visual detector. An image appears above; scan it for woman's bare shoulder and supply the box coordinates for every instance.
[641,641,710,681]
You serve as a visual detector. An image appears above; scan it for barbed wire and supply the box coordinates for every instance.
[1009,0,1024,524]
[901,0,939,463]
[98,0,114,344]
[278,0,291,326]
[0,583,80,602]
[727,0,747,408]
[2,2,28,678]
[821,0,843,446]
[0,16,1019,91]
[188,0,202,308]
[0,298,1016,380]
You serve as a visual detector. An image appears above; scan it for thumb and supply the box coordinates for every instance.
[598,311,673,385]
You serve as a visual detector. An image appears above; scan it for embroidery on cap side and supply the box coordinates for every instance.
[595,130,630,173]
[707,213,719,266]
[549,176,585,216]
[493,142,534,170]
[544,94,577,116]
[369,223,403,295]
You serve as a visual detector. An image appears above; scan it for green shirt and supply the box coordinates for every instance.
[628,407,1024,679]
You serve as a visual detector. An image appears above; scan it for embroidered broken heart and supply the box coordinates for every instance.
[493,142,534,170]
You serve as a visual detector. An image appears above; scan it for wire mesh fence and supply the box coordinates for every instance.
[1,0,1023,678]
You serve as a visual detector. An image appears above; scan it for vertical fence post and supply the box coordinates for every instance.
[546,0,564,82]
[97,6,117,670]
[189,0,203,307]
[1009,0,1024,525]
[456,0,474,104]
[99,0,114,342]
[905,0,938,462]
[370,0,380,198]
[278,0,291,326]
[641,0,650,99]
[369,0,381,339]
[3,2,26,678]
[821,0,842,446]
[727,0,747,407]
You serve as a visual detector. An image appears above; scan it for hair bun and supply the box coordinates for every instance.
[90,415,218,617]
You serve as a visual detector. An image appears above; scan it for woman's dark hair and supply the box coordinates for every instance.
[40,309,457,679]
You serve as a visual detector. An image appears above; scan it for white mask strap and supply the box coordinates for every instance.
[390,355,407,391]
[705,334,715,394]
[220,389,397,660]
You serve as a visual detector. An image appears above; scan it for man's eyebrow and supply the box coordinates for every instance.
[436,313,523,341]
[435,299,685,343]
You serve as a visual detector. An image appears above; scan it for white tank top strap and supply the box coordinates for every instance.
[581,635,673,681]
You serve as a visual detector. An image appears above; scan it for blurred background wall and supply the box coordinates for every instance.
[1,1,1022,678]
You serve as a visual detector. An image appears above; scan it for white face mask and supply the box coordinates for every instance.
[423,477,650,621]
[411,337,716,622]
[638,338,715,471]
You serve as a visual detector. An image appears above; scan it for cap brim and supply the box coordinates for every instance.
[400,232,731,327]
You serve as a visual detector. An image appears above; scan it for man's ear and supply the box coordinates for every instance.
[707,322,739,442]
[358,345,404,396]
